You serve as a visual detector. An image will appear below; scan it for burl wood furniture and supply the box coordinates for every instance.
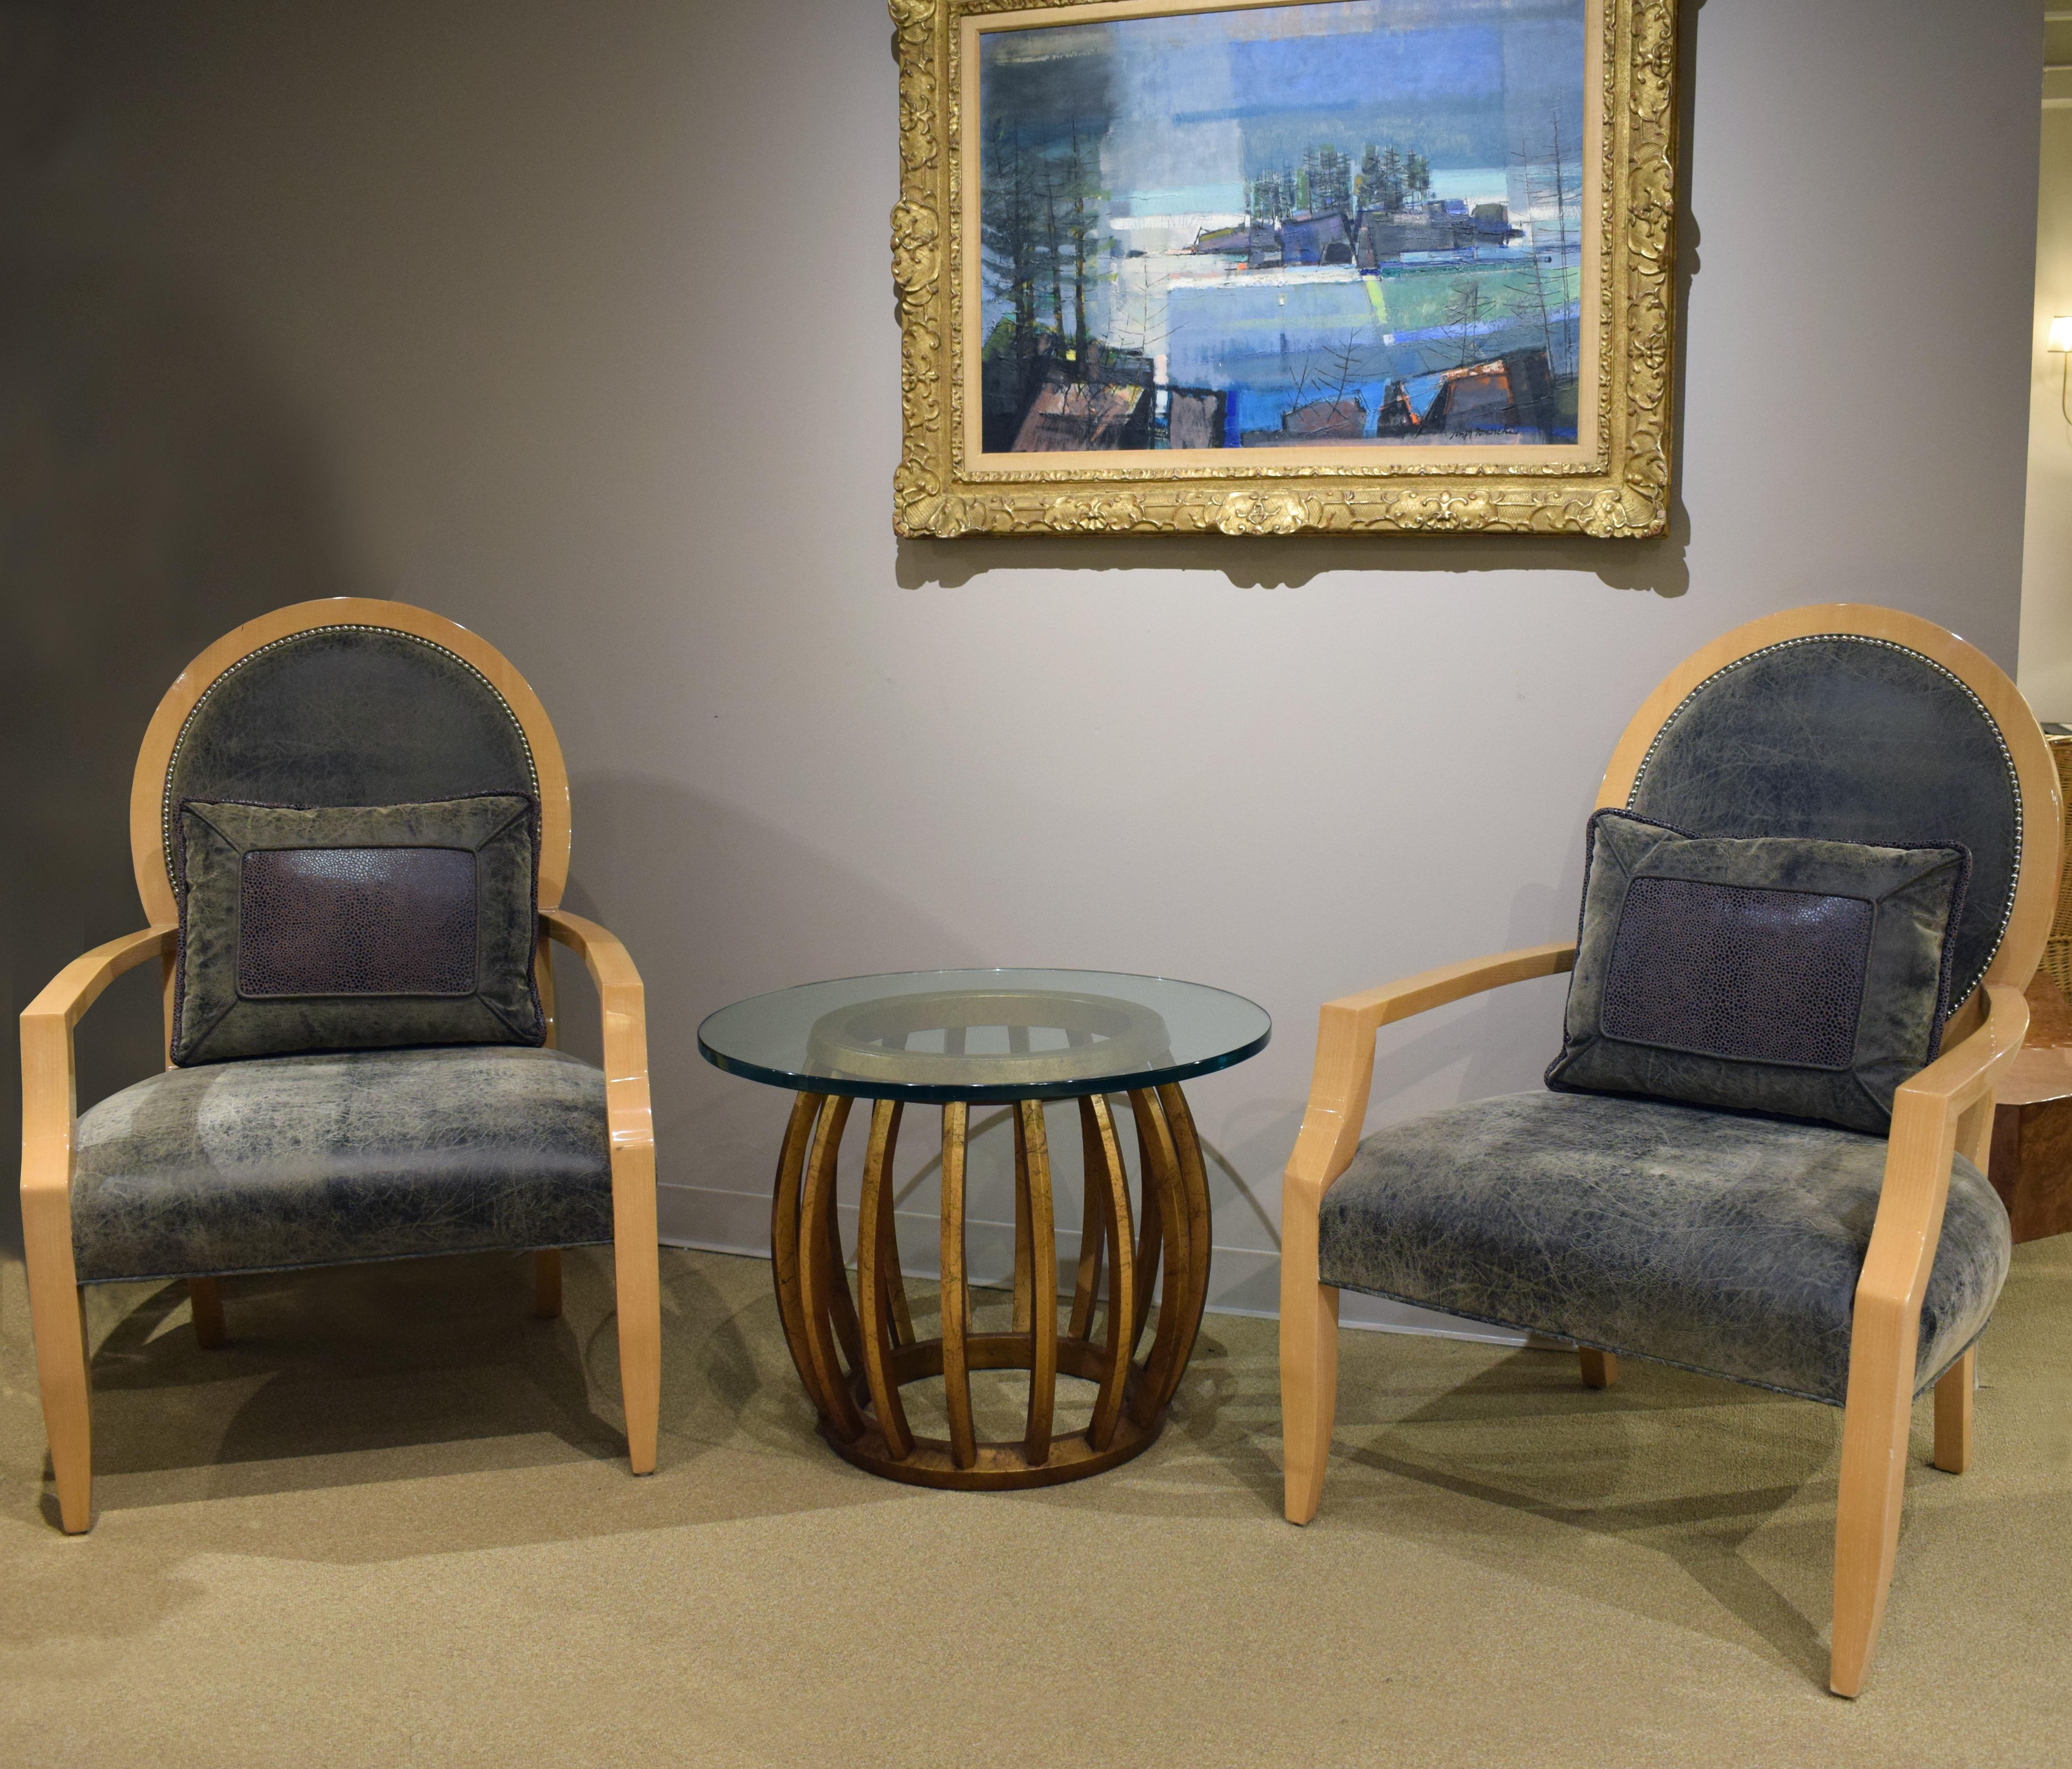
[699,969,1268,1488]
[1280,605,2060,1699]
[19,598,661,1532]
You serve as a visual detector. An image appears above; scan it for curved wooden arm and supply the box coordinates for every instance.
[1832,981,2029,1691]
[540,909,654,1155]
[540,908,662,1473]
[1283,940,1578,1207]
[20,927,177,1210]
[1858,982,2029,1323]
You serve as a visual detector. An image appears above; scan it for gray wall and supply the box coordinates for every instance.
[1,1,2043,1326]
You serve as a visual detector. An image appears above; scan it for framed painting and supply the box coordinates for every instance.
[889,0,1678,537]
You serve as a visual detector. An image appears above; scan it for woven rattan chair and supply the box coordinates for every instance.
[19,598,660,1531]
[1279,604,2058,1696]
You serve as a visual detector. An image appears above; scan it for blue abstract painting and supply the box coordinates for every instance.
[976,0,1588,453]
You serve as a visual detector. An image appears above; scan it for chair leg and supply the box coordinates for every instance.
[32,1286,95,1534]
[533,1249,563,1321]
[1830,1333,1914,1699]
[1280,1186,1340,1525]
[1579,1347,1618,1388]
[1932,1346,1974,1475]
[189,1276,226,1348]
[611,1155,662,1476]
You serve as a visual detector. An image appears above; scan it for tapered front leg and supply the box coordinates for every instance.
[35,1286,95,1533]
[1279,1180,1340,1525]
[611,1149,662,1475]
[1830,1295,1918,1699]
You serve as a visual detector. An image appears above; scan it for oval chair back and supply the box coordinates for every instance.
[1596,604,2060,1025]
[128,599,572,929]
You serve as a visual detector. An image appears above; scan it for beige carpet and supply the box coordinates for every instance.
[2,1237,2068,1768]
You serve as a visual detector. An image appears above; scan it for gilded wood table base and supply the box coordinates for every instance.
[769,1084,1213,1491]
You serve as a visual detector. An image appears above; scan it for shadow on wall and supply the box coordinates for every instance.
[0,251,359,1258]
[893,0,1705,601]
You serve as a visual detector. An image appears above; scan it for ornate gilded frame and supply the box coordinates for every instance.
[890,0,1678,537]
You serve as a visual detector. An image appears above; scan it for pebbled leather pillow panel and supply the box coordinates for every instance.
[1600,876,1873,1068]
[173,795,543,1066]
[238,847,479,998]
[1546,810,1967,1135]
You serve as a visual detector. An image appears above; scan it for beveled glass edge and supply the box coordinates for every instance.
[695,1020,1271,1105]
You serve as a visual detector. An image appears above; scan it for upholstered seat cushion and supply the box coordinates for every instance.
[1317,1090,2010,1405]
[71,1046,613,1283]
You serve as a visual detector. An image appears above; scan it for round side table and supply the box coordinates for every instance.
[697,969,1269,1490]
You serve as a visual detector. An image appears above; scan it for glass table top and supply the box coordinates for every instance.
[697,969,1271,1104]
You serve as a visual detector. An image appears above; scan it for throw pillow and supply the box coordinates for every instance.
[1545,810,1969,1134]
[171,794,544,1065]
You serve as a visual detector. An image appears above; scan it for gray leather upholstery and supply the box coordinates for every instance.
[162,626,535,875]
[1627,635,2019,1003]
[1318,1090,2009,1405]
[71,1046,613,1283]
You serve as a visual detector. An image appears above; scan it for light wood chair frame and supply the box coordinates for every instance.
[19,597,662,1533]
[1277,604,2061,1698]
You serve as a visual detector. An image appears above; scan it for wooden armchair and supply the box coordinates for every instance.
[1279,605,2059,1697]
[19,598,661,1531]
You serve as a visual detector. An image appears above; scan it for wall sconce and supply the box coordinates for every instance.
[2054,317,2072,422]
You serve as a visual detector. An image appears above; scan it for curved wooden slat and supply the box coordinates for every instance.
[879,1183,916,1348]
[799,1096,864,1442]
[939,1102,978,1469]
[857,1101,915,1458]
[769,1092,832,1415]
[1129,1098,1165,1357]
[1012,1114,1034,1335]
[1068,1098,1105,1340]
[1129,1089,1191,1429]
[1081,1093,1136,1452]
[1154,1083,1215,1409]
[1017,1102,1059,1464]
[822,1203,867,1378]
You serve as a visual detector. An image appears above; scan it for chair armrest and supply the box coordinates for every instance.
[1857,982,2031,1317]
[1283,940,1578,1207]
[541,909,654,1155]
[20,927,177,1210]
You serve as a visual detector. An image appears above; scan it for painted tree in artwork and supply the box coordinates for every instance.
[1435,277,1492,369]
[1406,151,1431,206]
[982,119,1043,391]
[1059,127,1101,359]
[1312,144,1352,216]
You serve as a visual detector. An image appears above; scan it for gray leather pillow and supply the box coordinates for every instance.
[172,795,544,1066]
[1546,810,1969,1135]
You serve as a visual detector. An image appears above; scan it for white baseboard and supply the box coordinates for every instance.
[655,1182,1524,1347]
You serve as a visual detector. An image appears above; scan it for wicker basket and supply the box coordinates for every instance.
[2045,735,2072,998]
